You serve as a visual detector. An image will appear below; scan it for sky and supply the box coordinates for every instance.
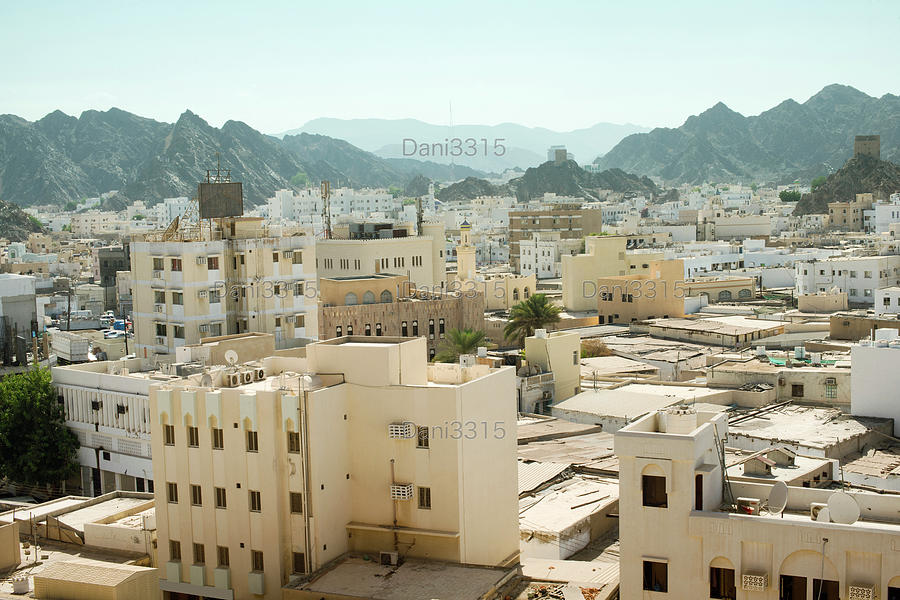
[2,1,899,134]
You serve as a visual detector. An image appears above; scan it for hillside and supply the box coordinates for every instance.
[793,155,900,215]
[0,198,44,241]
[597,84,900,184]
[0,108,487,207]
[435,161,662,203]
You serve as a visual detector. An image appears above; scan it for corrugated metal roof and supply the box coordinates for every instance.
[518,460,570,495]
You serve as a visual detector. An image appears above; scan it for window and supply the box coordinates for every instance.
[780,575,807,600]
[417,426,429,449]
[293,251,303,264]
[428,319,435,338]
[290,492,303,514]
[287,431,301,453]
[169,540,182,561]
[251,550,264,572]
[171,291,183,305]
[272,252,279,262]
[167,482,178,503]
[347,325,353,335]
[865,288,873,297]
[249,490,261,512]
[573,350,578,365]
[187,426,199,447]
[173,325,185,339]
[294,282,304,296]
[156,323,167,337]
[207,256,219,270]
[365,324,371,336]
[171,258,182,271]
[418,486,431,509]
[247,430,259,452]
[850,270,858,278]
[211,428,224,449]
[401,321,408,336]
[215,487,227,509]
[376,323,382,336]
[153,257,164,270]
[336,326,342,337]
[825,383,837,399]
[292,552,306,574]
[344,292,358,306]
[710,567,735,599]
[412,320,419,336]
[193,543,205,565]
[850,288,858,296]
[864,270,873,278]
[380,289,392,303]
[190,484,202,506]
[695,474,703,511]
[295,314,305,328]
[642,475,667,507]
[217,545,229,567]
[164,424,175,445]
[791,384,804,398]
[154,290,166,304]
[642,560,667,592]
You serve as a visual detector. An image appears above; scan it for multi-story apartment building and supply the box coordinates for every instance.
[594,259,686,324]
[616,404,900,599]
[317,273,484,359]
[151,336,518,600]
[829,193,875,231]
[315,221,446,289]
[508,204,602,272]
[131,217,316,358]
[93,245,130,311]
[795,255,900,305]
[519,232,581,279]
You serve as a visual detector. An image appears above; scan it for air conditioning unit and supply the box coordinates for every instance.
[285,315,295,325]
[848,584,876,600]
[154,304,164,313]
[241,370,254,384]
[810,502,828,520]
[196,256,207,265]
[199,324,209,333]
[197,289,208,298]
[152,270,163,279]
[379,551,399,566]
[390,484,414,500]
[156,336,166,346]
[254,368,265,381]
[736,497,760,515]
[388,422,415,439]
[226,373,241,388]
[283,251,293,259]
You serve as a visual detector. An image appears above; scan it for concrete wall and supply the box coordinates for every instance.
[0,522,19,570]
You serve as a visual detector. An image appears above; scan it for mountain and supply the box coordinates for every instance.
[0,198,44,241]
[793,154,900,215]
[0,109,489,207]
[597,84,900,184]
[435,160,663,203]
[278,118,650,172]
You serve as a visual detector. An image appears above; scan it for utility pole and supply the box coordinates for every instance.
[66,279,72,331]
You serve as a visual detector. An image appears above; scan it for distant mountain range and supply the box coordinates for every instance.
[278,118,650,172]
[597,84,900,185]
[794,154,900,215]
[436,160,665,204]
[0,109,488,207]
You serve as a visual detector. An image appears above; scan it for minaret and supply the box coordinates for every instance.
[457,219,476,282]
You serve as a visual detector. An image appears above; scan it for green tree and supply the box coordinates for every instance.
[811,176,827,192]
[132,214,145,220]
[433,328,487,363]
[0,368,79,490]
[779,190,801,203]
[388,185,403,197]
[290,170,309,188]
[504,294,561,346]
[64,201,77,211]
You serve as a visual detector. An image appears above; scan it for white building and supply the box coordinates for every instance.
[796,256,900,305]
[851,328,900,434]
[155,197,192,224]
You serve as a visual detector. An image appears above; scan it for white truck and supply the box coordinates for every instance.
[51,330,91,363]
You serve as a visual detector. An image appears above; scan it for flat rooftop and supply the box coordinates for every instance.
[519,476,618,535]
[648,315,783,335]
[518,432,618,474]
[553,384,731,420]
[517,417,604,444]
[288,556,512,600]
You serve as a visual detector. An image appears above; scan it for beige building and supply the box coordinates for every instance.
[150,336,519,600]
[131,217,316,359]
[829,193,874,231]
[561,235,662,312]
[683,275,756,303]
[34,560,159,600]
[509,205,603,271]
[595,259,685,324]
[454,221,536,311]
[616,404,900,600]
[317,273,485,359]
[315,221,446,290]
[524,330,582,404]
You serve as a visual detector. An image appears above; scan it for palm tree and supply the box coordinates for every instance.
[504,293,561,346]
[433,328,487,363]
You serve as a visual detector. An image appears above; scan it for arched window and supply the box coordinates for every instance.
[738,288,752,299]
[641,464,667,508]
[718,290,732,301]
[362,290,376,304]
[524,287,530,299]
[709,557,736,600]
[513,288,520,301]
[380,289,393,303]
[344,292,358,306]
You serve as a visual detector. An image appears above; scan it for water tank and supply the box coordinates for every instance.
[794,346,805,359]
[660,405,697,434]
[534,329,548,339]
[476,346,487,358]
[459,354,476,368]
[756,346,766,357]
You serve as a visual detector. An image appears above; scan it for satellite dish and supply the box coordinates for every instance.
[816,507,831,523]
[768,481,788,515]
[827,491,860,524]
[224,350,239,367]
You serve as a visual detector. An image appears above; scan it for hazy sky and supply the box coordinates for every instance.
[2,1,898,133]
